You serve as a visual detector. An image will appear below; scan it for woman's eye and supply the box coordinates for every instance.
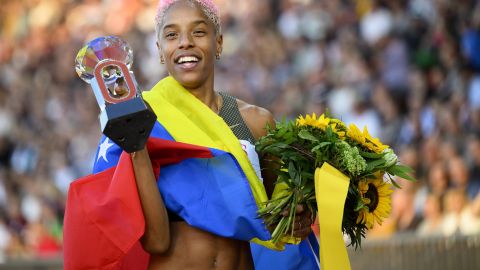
[165,32,177,39]
[193,30,206,36]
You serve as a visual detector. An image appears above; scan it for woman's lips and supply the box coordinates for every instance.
[177,61,199,71]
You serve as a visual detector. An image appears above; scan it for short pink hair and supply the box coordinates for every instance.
[155,0,221,38]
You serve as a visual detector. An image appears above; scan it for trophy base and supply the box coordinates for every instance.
[100,97,157,153]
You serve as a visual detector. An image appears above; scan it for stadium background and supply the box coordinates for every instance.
[0,0,479,269]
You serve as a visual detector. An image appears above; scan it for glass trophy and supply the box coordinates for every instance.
[75,36,156,153]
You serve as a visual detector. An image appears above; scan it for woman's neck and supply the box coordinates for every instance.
[185,81,219,113]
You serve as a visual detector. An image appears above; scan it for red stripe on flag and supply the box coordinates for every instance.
[64,138,214,269]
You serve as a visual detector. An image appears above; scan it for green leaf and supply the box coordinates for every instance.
[390,178,402,188]
[263,142,290,152]
[284,137,297,145]
[300,171,314,179]
[311,142,331,152]
[302,185,314,194]
[298,129,319,142]
[395,171,416,182]
[288,162,297,181]
[387,165,416,182]
[274,127,288,139]
[394,164,414,173]
[366,159,385,171]
[385,174,402,188]
[325,126,334,138]
[359,150,385,159]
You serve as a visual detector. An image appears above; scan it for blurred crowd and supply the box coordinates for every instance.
[0,0,479,261]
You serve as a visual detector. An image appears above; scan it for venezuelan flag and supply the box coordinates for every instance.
[63,77,271,269]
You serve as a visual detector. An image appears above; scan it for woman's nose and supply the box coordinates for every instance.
[178,33,194,49]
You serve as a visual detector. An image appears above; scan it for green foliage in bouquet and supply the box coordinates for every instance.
[256,113,415,248]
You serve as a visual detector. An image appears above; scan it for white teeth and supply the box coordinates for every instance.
[178,56,199,64]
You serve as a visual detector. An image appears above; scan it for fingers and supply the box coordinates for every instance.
[295,204,305,214]
[292,217,313,231]
[292,221,312,238]
[293,213,313,225]
[281,204,308,216]
[291,211,315,239]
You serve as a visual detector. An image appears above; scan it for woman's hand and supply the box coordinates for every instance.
[282,204,314,240]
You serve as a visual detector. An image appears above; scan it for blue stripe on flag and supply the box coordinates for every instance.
[308,232,320,263]
[91,121,270,242]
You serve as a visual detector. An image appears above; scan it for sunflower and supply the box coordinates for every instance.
[362,127,389,154]
[296,113,330,130]
[347,124,389,154]
[356,176,393,229]
[347,124,365,144]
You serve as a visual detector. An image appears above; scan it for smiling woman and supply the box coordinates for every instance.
[114,0,314,270]
[136,1,255,269]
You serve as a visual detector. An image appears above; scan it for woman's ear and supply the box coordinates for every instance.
[216,34,223,57]
[156,41,165,64]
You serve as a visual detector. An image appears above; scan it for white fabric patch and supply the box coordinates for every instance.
[239,140,263,182]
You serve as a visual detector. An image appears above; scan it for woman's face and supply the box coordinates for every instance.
[157,1,222,90]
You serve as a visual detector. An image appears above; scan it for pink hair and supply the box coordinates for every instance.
[155,0,221,37]
[158,0,219,18]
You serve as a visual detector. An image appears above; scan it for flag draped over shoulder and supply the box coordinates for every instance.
[63,76,271,269]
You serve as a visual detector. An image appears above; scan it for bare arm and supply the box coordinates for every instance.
[131,148,170,254]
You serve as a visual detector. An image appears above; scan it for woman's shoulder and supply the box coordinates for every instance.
[235,98,275,140]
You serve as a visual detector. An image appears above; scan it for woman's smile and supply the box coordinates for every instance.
[175,54,201,71]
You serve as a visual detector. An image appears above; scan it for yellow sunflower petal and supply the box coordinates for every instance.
[347,123,365,144]
[296,113,330,130]
[296,115,306,126]
[362,127,389,153]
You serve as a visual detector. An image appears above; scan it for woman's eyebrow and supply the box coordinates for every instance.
[163,20,207,31]
[192,20,208,26]
[163,23,176,31]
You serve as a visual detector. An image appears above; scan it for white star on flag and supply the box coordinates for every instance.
[97,137,114,163]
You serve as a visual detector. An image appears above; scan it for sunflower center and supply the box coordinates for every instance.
[365,183,379,212]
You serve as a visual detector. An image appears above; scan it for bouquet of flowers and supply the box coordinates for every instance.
[256,113,414,248]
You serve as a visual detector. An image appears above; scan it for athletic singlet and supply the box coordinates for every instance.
[217,92,256,144]
[167,92,259,222]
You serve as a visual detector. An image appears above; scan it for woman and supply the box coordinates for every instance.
[130,0,313,269]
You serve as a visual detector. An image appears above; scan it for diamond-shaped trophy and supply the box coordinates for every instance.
[75,36,156,153]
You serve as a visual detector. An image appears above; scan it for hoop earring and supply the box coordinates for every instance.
[160,56,165,64]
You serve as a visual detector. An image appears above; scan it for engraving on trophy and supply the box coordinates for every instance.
[75,36,156,153]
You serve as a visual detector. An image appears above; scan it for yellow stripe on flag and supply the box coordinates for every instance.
[315,163,351,270]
